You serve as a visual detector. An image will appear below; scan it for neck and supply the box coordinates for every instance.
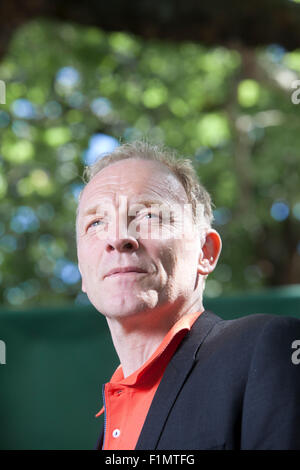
[106,295,204,378]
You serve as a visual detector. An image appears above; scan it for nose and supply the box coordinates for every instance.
[105,235,139,253]
[103,203,140,252]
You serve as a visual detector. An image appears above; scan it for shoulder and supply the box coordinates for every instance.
[193,311,300,364]
[202,310,300,341]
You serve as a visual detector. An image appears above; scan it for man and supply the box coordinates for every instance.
[76,141,300,450]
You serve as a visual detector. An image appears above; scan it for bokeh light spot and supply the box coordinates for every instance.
[83,133,119,165]
[270,201,290,221]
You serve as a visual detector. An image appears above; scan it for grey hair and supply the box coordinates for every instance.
[77,140,213,225]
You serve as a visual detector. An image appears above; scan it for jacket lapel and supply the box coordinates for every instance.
[135,310,221,450]
[95,428,104,450]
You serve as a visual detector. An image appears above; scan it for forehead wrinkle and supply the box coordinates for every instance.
[148,173,188,205]
[79,160,188,219]
[92,158,186,198]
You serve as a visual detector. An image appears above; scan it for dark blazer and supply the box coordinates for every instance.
[96,310,300,450]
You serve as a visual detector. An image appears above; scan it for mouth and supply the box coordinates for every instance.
[107,271,146,278]
[104,267,148,279]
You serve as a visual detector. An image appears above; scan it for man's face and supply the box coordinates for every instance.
[76,158,205,320]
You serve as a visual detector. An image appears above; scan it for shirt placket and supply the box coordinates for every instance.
[104,383,131,450]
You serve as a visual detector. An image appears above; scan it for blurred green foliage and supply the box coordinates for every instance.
[0,20,299,309]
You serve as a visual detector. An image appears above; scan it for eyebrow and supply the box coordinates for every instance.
[130,198,166,207]
[83,205,101,217]
[83,198,167,217]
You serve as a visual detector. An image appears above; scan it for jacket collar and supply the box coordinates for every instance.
[135,310,221,450]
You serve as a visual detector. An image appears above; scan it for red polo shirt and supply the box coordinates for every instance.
[95,310,202,450]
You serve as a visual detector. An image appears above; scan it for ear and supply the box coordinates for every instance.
[197,229,222,275]
[78,263,87,293]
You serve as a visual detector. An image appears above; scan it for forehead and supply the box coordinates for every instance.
[78,158,188,212]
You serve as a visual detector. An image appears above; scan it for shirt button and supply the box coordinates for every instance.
[112,429,121,438]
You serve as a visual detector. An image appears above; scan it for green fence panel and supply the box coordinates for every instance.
[0,286,299,449]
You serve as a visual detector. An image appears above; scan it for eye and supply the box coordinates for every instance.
[144,212,159,219]
[87,219,104,230]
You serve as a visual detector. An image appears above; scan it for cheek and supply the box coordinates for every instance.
[162,239,198,279]
[78,238,103,274]
[154,241,178,276]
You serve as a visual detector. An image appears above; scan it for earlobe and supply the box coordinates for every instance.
[197,229,222,275]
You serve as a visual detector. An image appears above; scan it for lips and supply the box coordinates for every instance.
[104,266,147,278]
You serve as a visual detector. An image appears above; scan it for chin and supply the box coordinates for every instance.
[99,301,150,320]
[90,290,159,318]
[92,290,160,319]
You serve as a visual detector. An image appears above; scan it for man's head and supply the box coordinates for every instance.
[76,141,221,321]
